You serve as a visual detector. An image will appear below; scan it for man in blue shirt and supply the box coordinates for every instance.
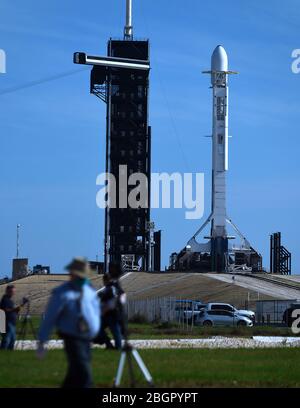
[37,257,100,388]
[0,285,27,350]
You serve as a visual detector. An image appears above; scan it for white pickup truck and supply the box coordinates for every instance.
[205,303,255,322]
[175,300,206,323]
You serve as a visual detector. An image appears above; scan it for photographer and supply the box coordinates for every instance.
[94,273,124,350]
[0,285,28,350]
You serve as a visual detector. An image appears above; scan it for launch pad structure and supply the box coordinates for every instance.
[170,46,262,273]
[74,0,161,274]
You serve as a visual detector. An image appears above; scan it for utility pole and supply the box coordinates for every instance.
[16,224,21,259]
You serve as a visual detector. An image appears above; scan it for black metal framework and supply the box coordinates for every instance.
[91,39,151,272]
[153,230,161,271]
[270,232,291,275]
[210,237,228,273]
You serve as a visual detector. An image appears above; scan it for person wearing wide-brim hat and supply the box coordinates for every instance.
[37,257,100,388]
[65,257,92,278]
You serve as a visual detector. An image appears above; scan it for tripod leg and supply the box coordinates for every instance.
[23,322,28,350]
[19,319,25,336]
[127,350,136,388]
[18,320,26,350]
[132,349,154,385]
[17,324,22,350]
[29,319,37,339]
[114,352,126,387]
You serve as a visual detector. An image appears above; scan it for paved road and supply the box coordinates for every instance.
[206,274,300,300]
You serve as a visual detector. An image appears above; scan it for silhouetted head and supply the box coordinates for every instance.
[6,284,16,297]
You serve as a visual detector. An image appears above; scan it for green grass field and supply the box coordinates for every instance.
[1,348,300,388]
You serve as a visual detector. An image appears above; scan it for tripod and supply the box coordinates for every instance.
[18,302,37,347]
[109,277,154,388]
[114,339,154,388]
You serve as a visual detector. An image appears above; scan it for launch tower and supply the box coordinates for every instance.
[74,0,154,273]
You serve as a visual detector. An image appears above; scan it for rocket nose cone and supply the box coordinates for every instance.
[211,45,228,71]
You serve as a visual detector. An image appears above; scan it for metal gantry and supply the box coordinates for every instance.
[270,232,291,275]
[74,0,154,273]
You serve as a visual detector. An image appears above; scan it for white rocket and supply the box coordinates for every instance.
[210,45,229,240]
[185,46,256,271]
[209,45,236,240]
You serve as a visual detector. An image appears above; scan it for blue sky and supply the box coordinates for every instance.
[0,0,299,276]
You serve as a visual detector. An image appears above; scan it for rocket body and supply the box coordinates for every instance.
[184,46,257,273]
[210,45,229,240]
[209,45,230,271]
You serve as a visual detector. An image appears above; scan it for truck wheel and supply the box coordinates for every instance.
[203,320,213,327]
[237,320,246,327]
